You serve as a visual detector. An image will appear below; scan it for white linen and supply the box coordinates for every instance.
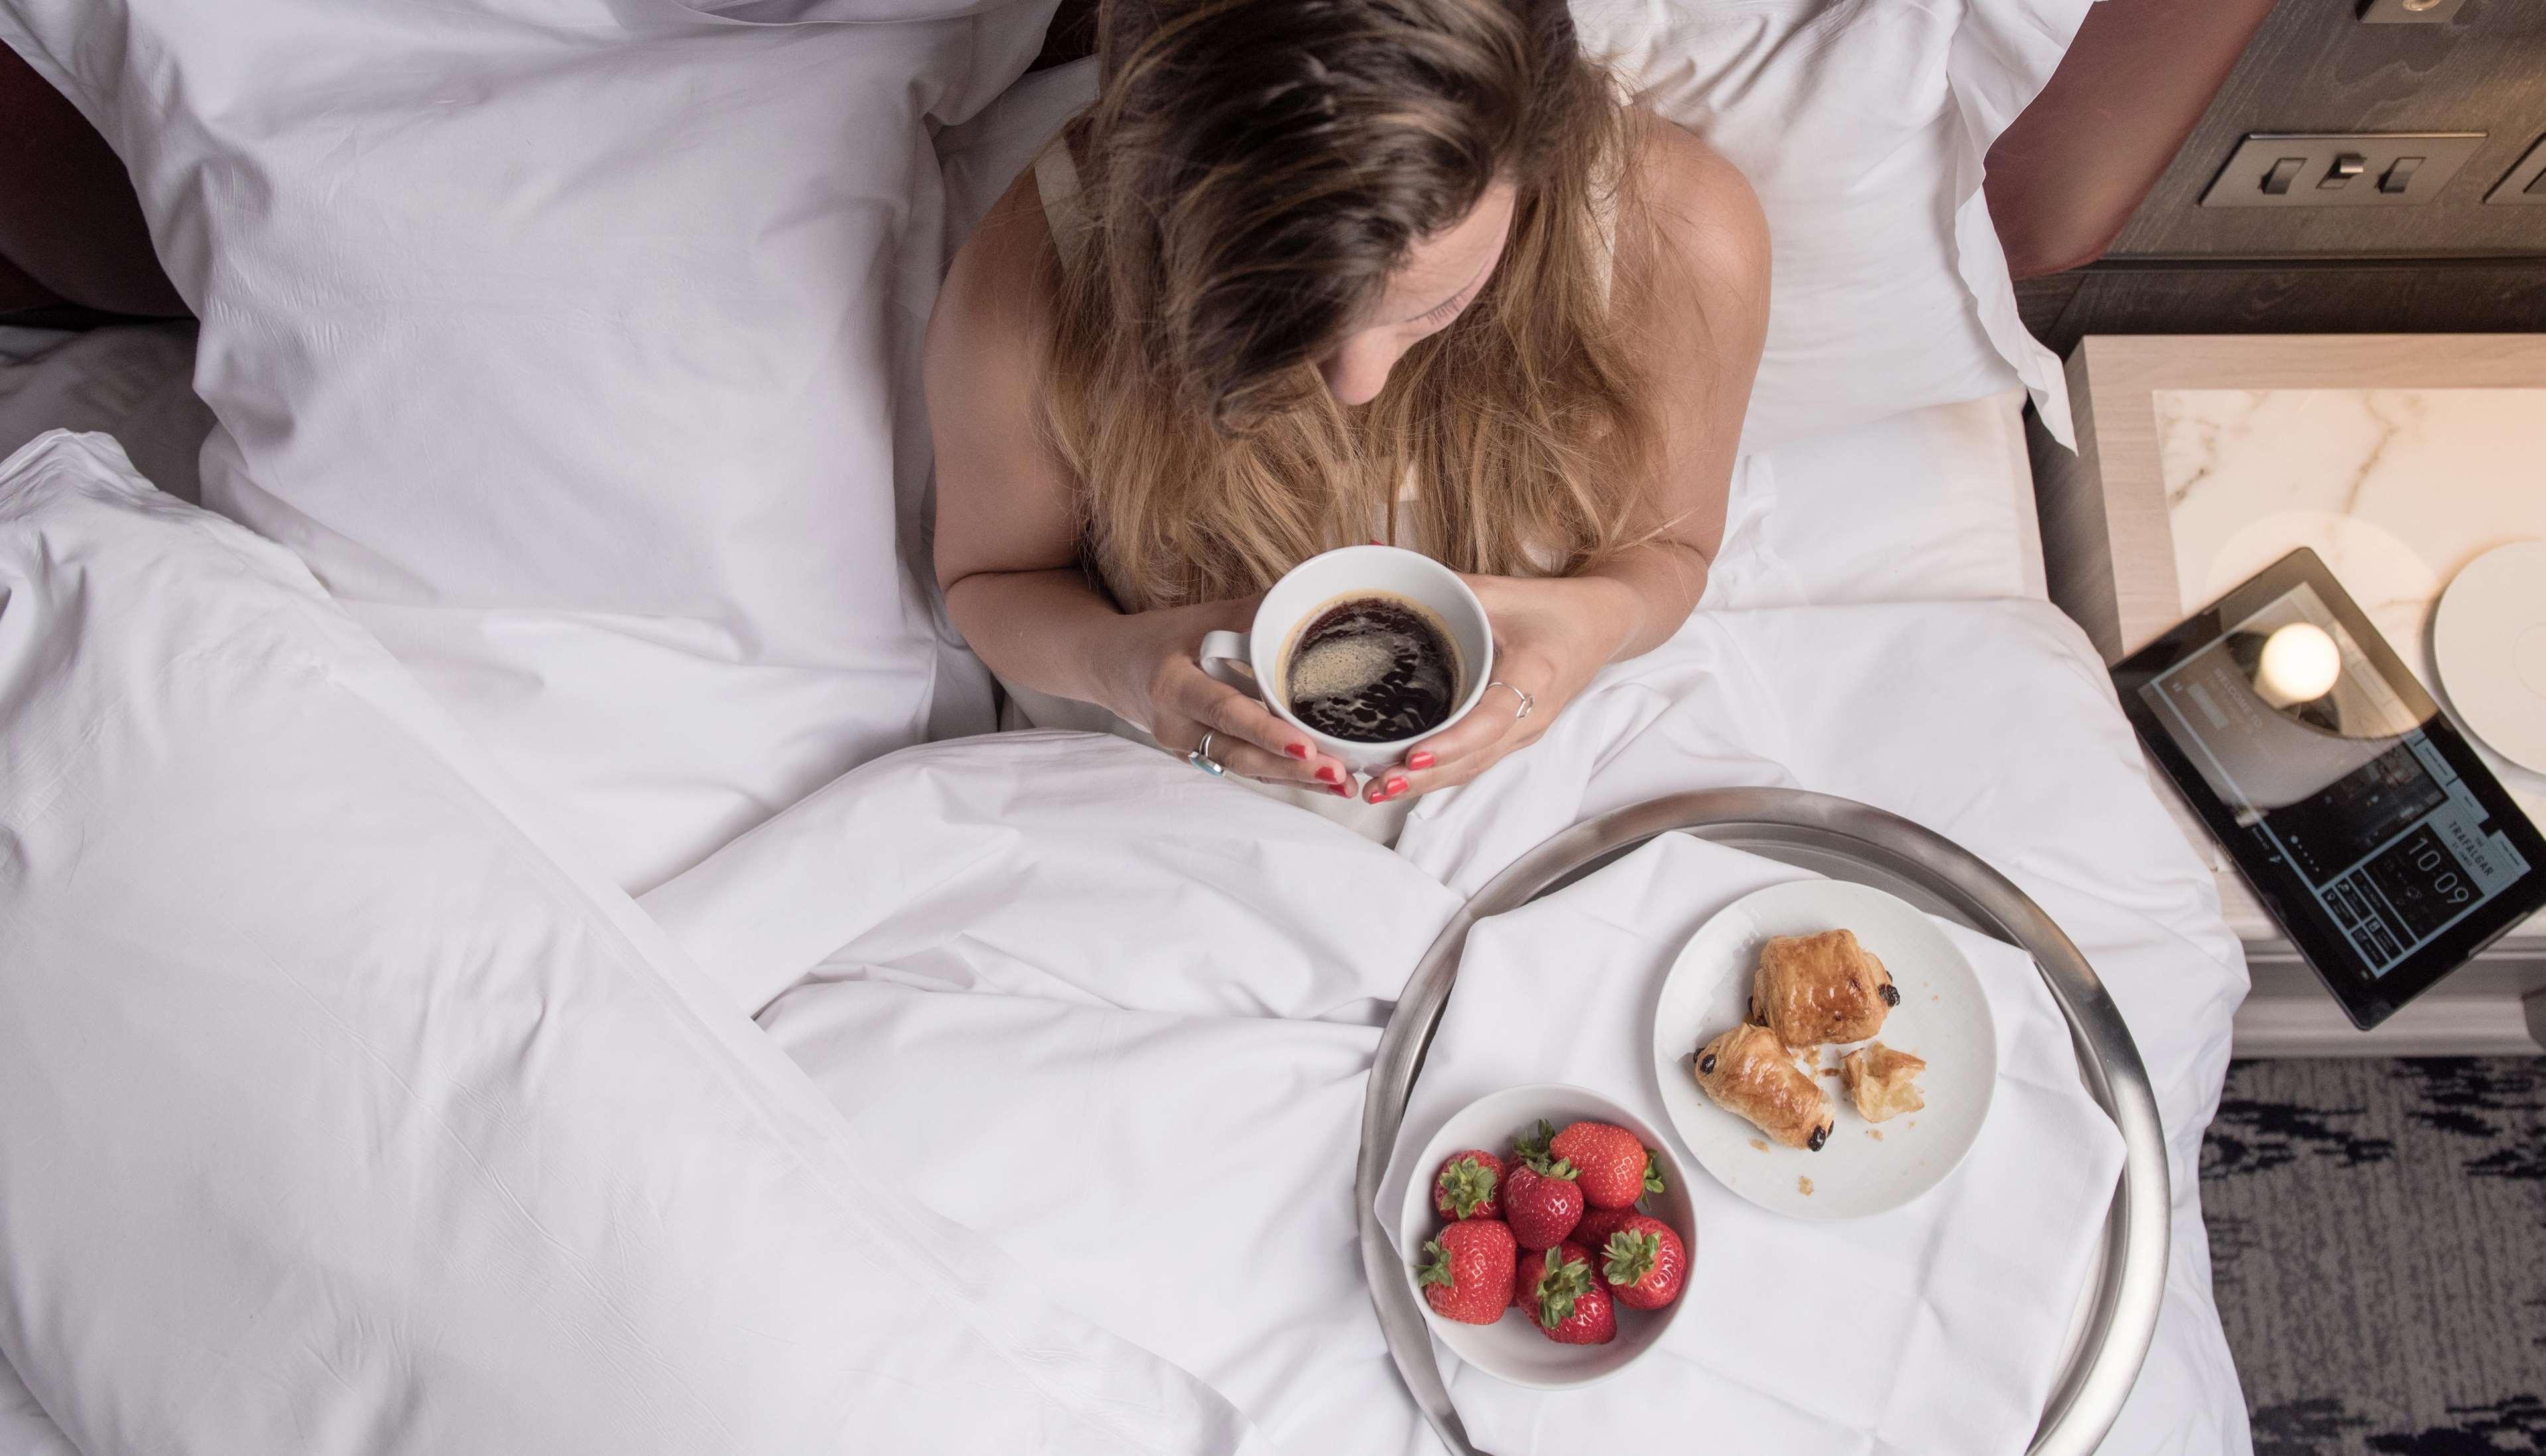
[0,1,1045,893]
[0,322,210,504]
[645,597,2254,1455]
[1723,386,2048,610]
[1379,835,2125,1453]
[1576,0,2080,448]
[0,431,1258,1456]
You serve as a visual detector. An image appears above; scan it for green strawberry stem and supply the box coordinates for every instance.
[1642,1145,1667,1195]
[1533,1246,1592,1328]
[1437,1156,1497,1217]
[1417,1239,1454,1290]
[1513,1119,1556,1164]
[1602,1231,1659,1288]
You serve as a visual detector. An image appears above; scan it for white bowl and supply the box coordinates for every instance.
[1396,1082,1696,1389]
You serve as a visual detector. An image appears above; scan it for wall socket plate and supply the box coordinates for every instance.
[2199,133,2487,208]
[2485,135,2546,206]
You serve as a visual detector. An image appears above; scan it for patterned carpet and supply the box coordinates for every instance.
[2201,1057,2546,1455]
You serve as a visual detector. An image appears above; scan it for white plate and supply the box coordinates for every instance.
[2433,540,2546,774]
[1649,880,1996,1221]
[1396,1083,1696,1389]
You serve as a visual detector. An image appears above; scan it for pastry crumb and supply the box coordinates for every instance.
[1867,1128,1883,1140]
[1748,1138,1767,1152]
[1797,1176,1814,1197]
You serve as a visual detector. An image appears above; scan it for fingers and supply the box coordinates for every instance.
[1368,672,1546,804]
[1159,659,1353,791]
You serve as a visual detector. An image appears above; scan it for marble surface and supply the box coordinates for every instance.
[2155,387,2546,831]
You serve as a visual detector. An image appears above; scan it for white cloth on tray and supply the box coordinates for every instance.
[1379,833,2126,1455]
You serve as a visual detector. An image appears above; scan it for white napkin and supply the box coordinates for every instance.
[1381,835,2125,1455]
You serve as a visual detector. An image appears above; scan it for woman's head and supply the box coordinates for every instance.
[1089,0,1590,423]
[1046,0,1656,609]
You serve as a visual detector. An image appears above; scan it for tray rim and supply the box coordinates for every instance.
[1355,787,2170,1456]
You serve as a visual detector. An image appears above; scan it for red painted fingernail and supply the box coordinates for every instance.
[1409,751,1435,770]
[1317,764,1344,785]
[1384,775,1409,800]
[1286,743,1310,760]
[1333,782,1356,798]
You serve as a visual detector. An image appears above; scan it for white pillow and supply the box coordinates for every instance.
[1575,0,2078,449]
[1722,387,2047,609]
[0,430,1249,1456]
[0,0,1045,893]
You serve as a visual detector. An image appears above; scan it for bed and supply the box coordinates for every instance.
[0,3,2267,1453]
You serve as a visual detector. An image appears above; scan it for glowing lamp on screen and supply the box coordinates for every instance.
[2255,622,2342,707]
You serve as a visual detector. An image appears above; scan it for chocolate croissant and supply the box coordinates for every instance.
[1693,1023,1833,1151]
[1751,928,1897,1049]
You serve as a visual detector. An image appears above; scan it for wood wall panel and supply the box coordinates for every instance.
[2108,0,2546,259]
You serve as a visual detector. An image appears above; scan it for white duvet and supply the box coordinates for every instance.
[3,422,2254,1452]
[643,597,2257,1453]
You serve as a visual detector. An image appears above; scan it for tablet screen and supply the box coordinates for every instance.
[2114,551,2546,1027]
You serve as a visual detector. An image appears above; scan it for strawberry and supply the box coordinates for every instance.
[1596,1213,1688,1311]
[1503,1122,1582,1250]
[1432,1149,1504,1221]
[1572,1206,1635,1255]
[1524,1241,1616,1345]
[1515,1242,1585,1318]
[1551,1121,1661,1210]
[1418,1218,1517,1325]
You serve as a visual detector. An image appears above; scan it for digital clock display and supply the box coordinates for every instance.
[2136,582,2531,981]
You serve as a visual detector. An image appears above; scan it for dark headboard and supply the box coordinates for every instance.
[0,42,182,318]
[0,0,2273,320]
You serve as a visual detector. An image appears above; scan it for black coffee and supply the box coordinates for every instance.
[1283,594,1460,743]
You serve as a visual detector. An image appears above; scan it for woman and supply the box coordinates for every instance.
[927,0,1766,826]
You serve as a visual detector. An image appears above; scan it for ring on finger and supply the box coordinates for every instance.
[1486,680,1535,721]
[1185,729,1226,777]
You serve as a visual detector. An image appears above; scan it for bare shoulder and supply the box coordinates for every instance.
[926,164,1082,586]
[1623,108,1769,315]
[926,164,1061,389]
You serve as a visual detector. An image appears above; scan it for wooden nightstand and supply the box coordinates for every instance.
[2031,334,2546,1056]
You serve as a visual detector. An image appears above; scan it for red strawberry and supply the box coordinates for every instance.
[1432,1150,1504,1221]
[1418,1218,1517,1325]
[1551,1121,1661,1210]
[1524,1241,1616,1345]
[1515,1242,1584,1318]
[1503,1122,1582,1250]
[1596,1213,1688,1311]
[1572,1206,1635,1254]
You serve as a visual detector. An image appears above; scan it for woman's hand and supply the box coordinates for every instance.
[1362,574,1639,804]
[1110,597,1360,796]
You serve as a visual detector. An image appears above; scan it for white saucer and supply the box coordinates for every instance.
[1649,880,1996,1221]
[2433,540,2546,774]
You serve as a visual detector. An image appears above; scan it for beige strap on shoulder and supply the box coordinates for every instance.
[1033,139,1091,270]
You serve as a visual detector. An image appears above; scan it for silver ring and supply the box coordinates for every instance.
[1488,680,1534,721]
[1185,729,1226,777]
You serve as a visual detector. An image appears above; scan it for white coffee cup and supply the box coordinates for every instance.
[1197,545,1494,774]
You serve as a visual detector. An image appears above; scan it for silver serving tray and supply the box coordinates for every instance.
[1356,788,2168,1456]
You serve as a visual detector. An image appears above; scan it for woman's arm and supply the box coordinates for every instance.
[1369,116,1770,802]
[926,174,1356,792]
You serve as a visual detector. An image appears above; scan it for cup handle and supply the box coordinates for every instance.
[1197,630,1260,696]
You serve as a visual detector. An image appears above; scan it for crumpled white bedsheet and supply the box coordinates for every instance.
[643,597,2257,1455]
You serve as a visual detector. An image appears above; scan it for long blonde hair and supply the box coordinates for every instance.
[1043,0,1655,611]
